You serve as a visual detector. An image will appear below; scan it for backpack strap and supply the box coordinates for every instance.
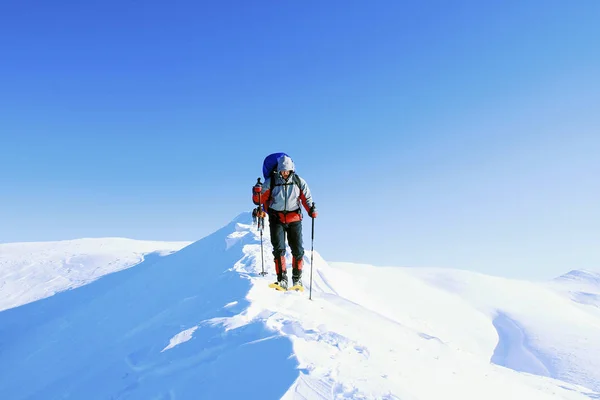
[292,173,301,190]
[270,172,301,190]
[267,172,302,207]
[269,170,277,191]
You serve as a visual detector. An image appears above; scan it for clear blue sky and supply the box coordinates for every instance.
[1,1,599,280]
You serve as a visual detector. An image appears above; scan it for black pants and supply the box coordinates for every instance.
[269,216,304,260]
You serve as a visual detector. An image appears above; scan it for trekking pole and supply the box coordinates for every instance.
[260,222,266,276]
[309,203,315,300]
[259,206,267,276]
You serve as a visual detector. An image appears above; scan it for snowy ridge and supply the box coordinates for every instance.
[0,238,191,311]
[0,215,598,399]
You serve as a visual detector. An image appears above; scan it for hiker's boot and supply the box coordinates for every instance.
[277,275,288,290]
[274,255,288,288]
[292,257,303,287]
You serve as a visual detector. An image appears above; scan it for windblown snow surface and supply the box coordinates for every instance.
[0,214,598,399]
[0,238,191,311]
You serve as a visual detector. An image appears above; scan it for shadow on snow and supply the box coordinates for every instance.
[0,213,297,400]
[491,312,551,377]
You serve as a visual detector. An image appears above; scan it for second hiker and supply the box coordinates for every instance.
[252,207,258,226]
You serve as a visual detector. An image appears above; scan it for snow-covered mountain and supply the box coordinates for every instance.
[0,238,191,312]
[0,215,598,399]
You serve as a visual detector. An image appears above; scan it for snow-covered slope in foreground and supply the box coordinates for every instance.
[0,215,598,399]
[0,238,191,311]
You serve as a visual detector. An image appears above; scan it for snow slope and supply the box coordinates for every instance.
[396,266,600,392]
[0,238,191,311]
[0,215,598,399]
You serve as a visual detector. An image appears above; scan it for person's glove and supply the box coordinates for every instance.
[309,204,317,218]
[252,179,262,194]
[252,178,262,205]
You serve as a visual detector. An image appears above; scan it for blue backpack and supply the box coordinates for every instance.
[262,152,302,198]
[262,152,289,180]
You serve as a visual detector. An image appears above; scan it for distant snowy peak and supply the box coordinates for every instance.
[556,269,600,285]
[554,269,600,287]
[549,269,600,311]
